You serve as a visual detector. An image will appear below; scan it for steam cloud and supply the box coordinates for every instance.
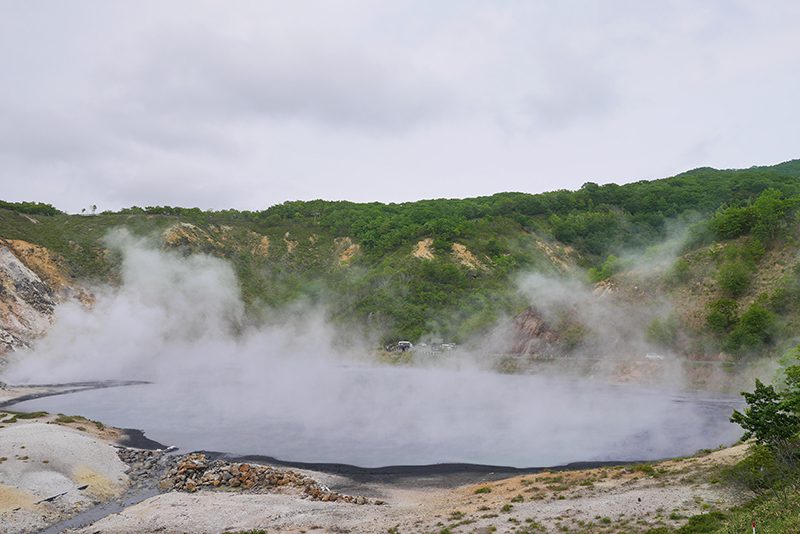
[3,231,741,467]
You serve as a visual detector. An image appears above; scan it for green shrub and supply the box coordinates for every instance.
[721,444,787,494]
[13,411,48,419]
[730,365,800,447]
[54,415,82,424]
[706,299,739,332]
[588,254,619,283]
[432,238,453,254]
[559,323,588,351]
[726,304,776,350]
[741,238,766,263]
[667,258,691,284]
[631,463,657,476]
[752,188,791,242]
[717,262,751,297]
[647,315,679,347]
[711,489,800,534]
[710,206,755,240]
[676,511,727,533]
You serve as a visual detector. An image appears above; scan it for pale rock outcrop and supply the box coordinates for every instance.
[0,243,56,353]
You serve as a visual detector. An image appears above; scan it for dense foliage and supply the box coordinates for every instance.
[3,159,800,345]
[704,357,800,533]
[0,200,61,216]
[256,164,800,260]
[112,161,800,261]
[730,364,800,448]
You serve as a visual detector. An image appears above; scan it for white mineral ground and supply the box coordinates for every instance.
[0,395,128,533]
[0,385,749,534]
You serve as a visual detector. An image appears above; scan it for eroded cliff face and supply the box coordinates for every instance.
[509,307,561,357]
[0,239,70,354]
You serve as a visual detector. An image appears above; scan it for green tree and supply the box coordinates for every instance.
[731,366,800,448]
[752,188,788,242]
[710,205,755,239]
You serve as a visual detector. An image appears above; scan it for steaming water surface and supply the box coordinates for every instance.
[11,365,742,468]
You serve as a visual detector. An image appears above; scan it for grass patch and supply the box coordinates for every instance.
[676,511,726,533]
[54,413,105,430]
[631,463,657,476]
[10,411,48,420]
[54,414,87,424]
[700,489,800,533]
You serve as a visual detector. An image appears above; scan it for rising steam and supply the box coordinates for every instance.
[2,230,741,467]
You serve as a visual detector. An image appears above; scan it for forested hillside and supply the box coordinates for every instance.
[3,159,800,354]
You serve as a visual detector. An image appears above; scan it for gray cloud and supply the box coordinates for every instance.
[523,54,619,130]
[113,31,449,132]
[0,1,798,212]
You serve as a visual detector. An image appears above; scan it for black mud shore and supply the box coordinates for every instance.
[117,428,170,450]
[209,450,634,488]
[2,379,170,450]
[0,379,150,408]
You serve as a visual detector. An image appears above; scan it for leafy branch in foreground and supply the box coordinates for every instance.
[730,372,800,448]
[727,360,800,499]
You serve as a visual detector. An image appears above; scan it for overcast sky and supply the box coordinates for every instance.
[1,1,798,213]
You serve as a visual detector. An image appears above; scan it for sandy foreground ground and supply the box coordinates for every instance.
[75,446,747,534]
[0,384,748,534]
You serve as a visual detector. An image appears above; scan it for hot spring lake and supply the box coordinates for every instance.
[9,365,743,469]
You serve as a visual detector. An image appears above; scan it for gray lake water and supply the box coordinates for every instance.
[10,366,743,468]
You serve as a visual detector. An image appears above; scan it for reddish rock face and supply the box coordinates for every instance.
[510,307,560,357]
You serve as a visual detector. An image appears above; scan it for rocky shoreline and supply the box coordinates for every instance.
[116,447,172,492]
[159,452,381,505]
